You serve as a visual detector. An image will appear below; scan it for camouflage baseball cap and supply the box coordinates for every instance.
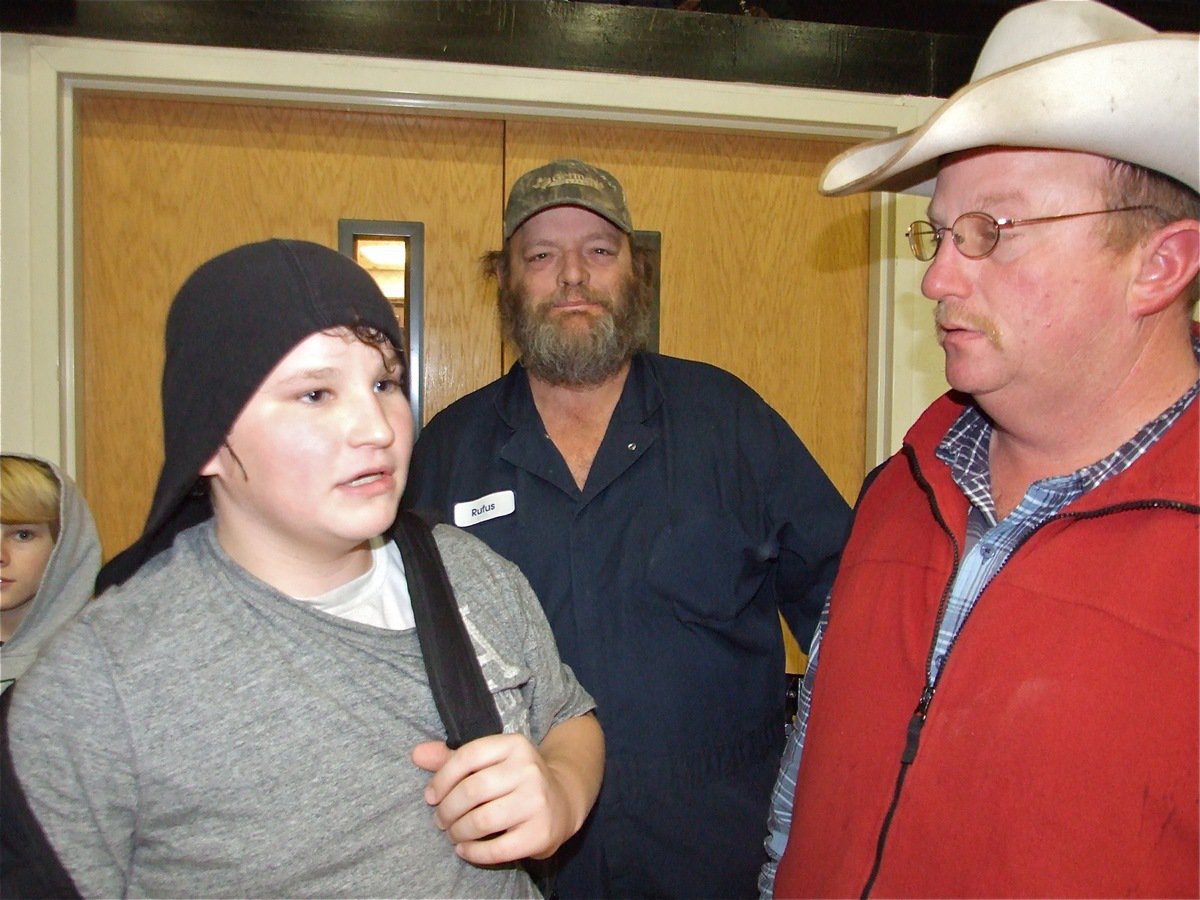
[503,159,633,238]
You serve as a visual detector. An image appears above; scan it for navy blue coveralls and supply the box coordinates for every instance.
[403,353,850,898]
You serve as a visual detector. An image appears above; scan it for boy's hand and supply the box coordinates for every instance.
[411,734,570,864]
[411,715,603,866]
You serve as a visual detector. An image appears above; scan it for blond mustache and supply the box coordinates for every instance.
[934,304,1002,349]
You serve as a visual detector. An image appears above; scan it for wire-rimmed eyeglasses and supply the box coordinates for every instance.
[906,206,1157,261]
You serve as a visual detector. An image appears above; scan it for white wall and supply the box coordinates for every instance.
[0,32,948,475]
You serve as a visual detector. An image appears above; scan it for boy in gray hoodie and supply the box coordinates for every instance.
[1,453,101,692]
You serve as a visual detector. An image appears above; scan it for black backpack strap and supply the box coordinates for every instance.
[0,688,83,899]
[391,510,503,749]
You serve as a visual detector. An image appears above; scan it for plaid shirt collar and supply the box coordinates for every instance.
[936,337,1200,520]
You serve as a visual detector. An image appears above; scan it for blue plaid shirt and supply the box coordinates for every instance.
[759,360,1200,897]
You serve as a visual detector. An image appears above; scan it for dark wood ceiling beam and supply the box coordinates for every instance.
[1,0,980,97]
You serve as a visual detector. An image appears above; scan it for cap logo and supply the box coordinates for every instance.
[532,172,609,193]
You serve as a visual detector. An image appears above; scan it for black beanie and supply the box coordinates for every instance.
[95,239,404,595]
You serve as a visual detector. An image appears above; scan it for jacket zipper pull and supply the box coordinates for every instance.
[901,686,936,765]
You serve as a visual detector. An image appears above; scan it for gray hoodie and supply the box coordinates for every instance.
[1,454,101,692]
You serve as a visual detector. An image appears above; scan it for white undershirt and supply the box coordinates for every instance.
[293,537,415,630]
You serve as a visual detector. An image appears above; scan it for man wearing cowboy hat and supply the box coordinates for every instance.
[761,1,1198,896]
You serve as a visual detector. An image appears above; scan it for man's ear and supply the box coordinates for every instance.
[1129,219,1200,317]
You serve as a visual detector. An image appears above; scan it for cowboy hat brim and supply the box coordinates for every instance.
[819,35,1199,197]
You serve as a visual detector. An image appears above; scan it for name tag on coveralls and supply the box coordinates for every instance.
[454,490,515,527]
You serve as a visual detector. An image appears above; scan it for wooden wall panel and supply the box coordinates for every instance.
[79,94,503,557]
[505,122,871,503]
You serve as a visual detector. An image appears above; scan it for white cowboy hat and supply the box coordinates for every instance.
[819,0,1199,196]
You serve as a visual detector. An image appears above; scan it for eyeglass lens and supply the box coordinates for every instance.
[907,222,939,261]
[954,213,1001,258]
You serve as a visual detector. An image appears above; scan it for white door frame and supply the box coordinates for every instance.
[0,33,946,476]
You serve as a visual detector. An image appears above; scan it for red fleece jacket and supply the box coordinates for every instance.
[777,393,1199,899]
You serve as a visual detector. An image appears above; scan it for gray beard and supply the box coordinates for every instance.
[501,276,651,387]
